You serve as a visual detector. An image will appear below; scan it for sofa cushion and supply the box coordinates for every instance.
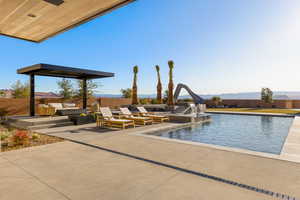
[63,103,76,108]
[48,103,63,109]
[38,104,49,108]
[60,107,79,110]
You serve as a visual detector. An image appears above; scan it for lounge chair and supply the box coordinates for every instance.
[136,107,169,123]
[98,107,135,129]
[119,107,153,125]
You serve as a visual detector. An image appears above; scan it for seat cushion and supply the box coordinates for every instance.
[38,104,49,108]
[130,116,150,120]
[48,103,63,109]
[58,107,79,110]
[63,103,76,108]
[110,118,133,123]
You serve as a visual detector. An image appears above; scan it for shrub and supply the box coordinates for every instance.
[151,99,159,104]
[211,96,222,107]
[140,98,150,105]
[0,131,10,141]
[32,133,40,140]
[12,130,30,145]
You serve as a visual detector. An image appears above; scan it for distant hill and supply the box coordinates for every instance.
[35,92,61,99]
[95,91,300,100]
[180,91,300,100]
[95,94,156,98]
[2,89,300,100]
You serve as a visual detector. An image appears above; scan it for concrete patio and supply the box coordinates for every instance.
[1,121,300,199]
[1,140,274,200]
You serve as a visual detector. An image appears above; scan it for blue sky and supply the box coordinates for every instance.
[1,0,300,95]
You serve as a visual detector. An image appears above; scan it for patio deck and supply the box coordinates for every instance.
[1,120,300,199]
[0,141,274,200]
[21,122,300,198]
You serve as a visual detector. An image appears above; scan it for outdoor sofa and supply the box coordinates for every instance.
[47,103,85,116]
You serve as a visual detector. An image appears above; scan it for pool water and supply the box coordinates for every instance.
[156,114,293,154]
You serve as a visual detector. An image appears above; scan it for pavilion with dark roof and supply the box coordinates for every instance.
[18,63,114,116]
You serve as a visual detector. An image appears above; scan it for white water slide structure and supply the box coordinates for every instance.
[174,83,205,105]
[173,83,206,115]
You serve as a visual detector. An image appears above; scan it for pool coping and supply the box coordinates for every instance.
[281,116,300,158]
[206,111,295,117]
[133,113,300,163]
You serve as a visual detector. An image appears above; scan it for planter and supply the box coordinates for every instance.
[69,115,96,125]
[1,141,8,147]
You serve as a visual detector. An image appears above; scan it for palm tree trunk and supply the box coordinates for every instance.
[167,61,174,105]
[132,66,139,105]
[156,65,162,104]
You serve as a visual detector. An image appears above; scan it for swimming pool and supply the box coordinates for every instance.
[155,114,294,154]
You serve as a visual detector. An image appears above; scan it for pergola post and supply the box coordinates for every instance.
[83,78,87,110]
[30,74,35,116]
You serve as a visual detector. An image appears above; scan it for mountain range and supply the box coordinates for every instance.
[95,91,300,100]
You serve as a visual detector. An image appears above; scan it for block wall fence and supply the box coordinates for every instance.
[1,98,300,116]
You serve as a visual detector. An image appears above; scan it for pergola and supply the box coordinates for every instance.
[17,63,114,116]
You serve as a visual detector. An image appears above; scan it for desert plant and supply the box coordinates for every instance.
[261,88,273,104]
[32,133,40,141]
[132,66,139,105]
[211,96,222,106]
[80,113,87,117]
[151,98,159,104]
[120,88,132,98]
[140,98,150,105]
[155,65,163,104]
[167,60,175,105]
[0,131,10,141]
[12,130,30,145]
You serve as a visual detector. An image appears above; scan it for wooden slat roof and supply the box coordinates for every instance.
[0,0,135,42]
[18,63,114,79]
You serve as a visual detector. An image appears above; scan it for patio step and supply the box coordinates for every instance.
[6,116,74,130]
[7,116,70,126]
[28,121,74,130]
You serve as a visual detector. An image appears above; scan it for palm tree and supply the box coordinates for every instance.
[155,65,162,104]
[167,60,174,105]
[132,66,139,104]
